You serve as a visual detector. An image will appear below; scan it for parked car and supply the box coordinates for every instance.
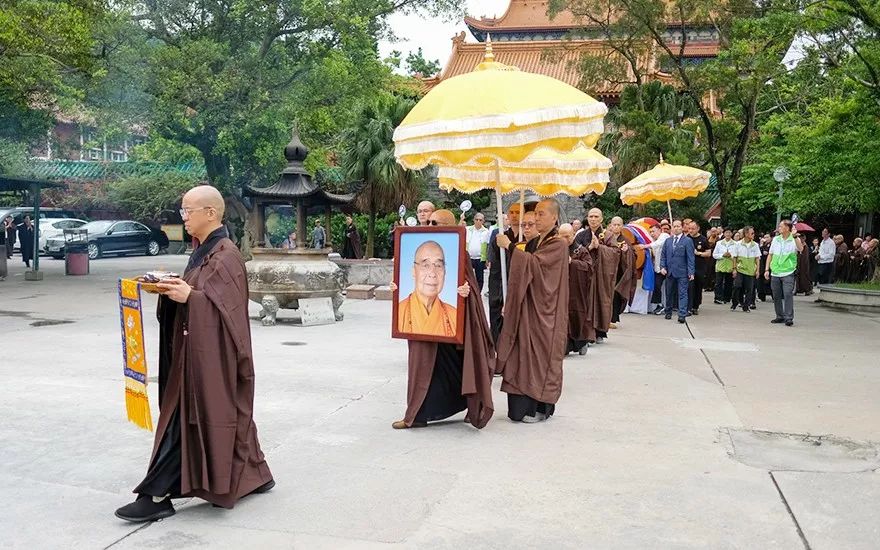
[39,218,88,252]
[0,207,78,251]
[45,220,169,260]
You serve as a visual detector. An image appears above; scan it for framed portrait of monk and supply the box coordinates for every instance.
[392,226,467,344]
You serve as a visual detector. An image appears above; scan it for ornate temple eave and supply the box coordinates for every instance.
[246,177,359,207]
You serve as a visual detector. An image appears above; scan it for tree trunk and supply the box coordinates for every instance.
[717,173,733,227]
[200,147,254,255]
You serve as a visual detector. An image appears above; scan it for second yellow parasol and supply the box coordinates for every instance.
[618,156,711,221]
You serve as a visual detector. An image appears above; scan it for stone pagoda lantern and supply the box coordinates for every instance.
[244,128,358,325]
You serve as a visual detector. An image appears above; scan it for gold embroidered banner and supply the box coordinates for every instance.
[118,279,153,431]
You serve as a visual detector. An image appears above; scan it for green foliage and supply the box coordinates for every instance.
[440,188,493,217]
[93,0,462,206]
[599,81,701,185]
[264,211,397,258]
[127,135,204,167]
[44,180,113,215]
[746,97,880,217]
[326,212,398,258]
[0,1,104,142]
[106,173,200,222]
[405,47,441,77]
[340,94,427,257]
[556,0,800,222]
[801,0,880,106]
[0,139,31,175]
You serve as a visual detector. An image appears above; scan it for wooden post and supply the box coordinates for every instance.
[296,200,306,249]
[325,205,332,249]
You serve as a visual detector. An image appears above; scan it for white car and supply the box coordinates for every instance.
[39,218,88,252]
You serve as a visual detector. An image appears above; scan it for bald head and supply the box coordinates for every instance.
[558,223,575,244]
[413,240,446,305]
[185,185,225,217]
[608,216,623,235]
[429,209,456,227]
[181,185,225,241]
[535,199,561,235]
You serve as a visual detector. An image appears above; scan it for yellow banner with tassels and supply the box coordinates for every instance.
[118,279,153,431]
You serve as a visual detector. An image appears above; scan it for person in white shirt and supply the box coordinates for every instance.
[465,212,491,292]
[815,228,836,284]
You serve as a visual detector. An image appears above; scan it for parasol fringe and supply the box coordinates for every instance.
[394,120,606,165]
[439,168,610,187]
[394,102,608,142]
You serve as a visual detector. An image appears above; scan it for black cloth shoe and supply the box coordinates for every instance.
[785,320,794,326]
[713,299,723,305]
[742,307,750,312]
[730,305,737,310]
[115,495,175,523]
[678,316,686,323]
[750,304,757,310]
[664,313,672,320]
[652,305,664,315]
[251,479,275,494]
[770,318,784,324]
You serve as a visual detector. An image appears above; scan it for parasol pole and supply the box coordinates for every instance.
[518,189,525,242]
[667,200,673,223]
[495,159,508,299]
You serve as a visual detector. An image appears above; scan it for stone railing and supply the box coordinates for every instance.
[330,257,394,287]
[816,285,880,311]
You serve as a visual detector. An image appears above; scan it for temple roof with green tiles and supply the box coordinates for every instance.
[30,160,207,181]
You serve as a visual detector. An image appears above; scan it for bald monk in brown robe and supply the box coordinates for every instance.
[115,185,273,523]
[397,240,458,337]
[574,208,619,343]
[392,209,496,429]
[605,216,635,327]
[559,223,598,355]
[496,199,569,423]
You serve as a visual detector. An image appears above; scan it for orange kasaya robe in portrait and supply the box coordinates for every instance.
[398,292,458,337]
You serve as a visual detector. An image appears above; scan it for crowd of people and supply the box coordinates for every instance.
[391,200,880,438]
[109,184,879,524]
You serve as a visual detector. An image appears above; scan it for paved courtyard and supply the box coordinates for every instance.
[2,255,879,549]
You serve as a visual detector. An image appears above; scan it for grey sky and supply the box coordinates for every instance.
[379,1,510,70]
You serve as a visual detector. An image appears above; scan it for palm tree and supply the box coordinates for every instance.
[340,95,425,257]
[599,81,699,184]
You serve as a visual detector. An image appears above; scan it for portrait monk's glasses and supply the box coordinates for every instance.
[414,260,445,271]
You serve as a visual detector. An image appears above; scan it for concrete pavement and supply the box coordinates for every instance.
[1,256,878,549]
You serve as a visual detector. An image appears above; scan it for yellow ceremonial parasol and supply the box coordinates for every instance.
[393,37,608,295]
[618,155,710,221]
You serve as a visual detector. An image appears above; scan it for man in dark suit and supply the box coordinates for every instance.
[660,220,695,323]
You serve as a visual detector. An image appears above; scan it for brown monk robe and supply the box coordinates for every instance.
[575,208,619,342]
[116,186,273,523]
[496,199,569,423]
[604,216,636,326]
[558,224,593,355]
[394,209,496,429]
[834,237,849,282]
[795,236,813,295]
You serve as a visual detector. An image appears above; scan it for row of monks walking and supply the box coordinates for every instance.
[393,199,636,430]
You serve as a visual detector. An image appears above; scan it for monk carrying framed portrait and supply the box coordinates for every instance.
[392,226,467,344]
